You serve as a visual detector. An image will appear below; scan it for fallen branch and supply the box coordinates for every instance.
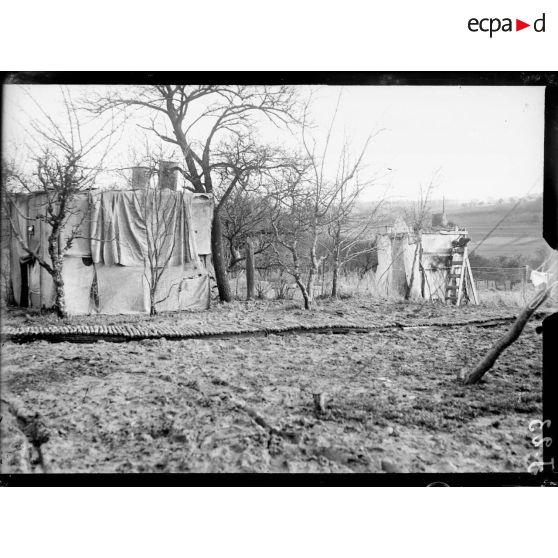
[227,395,301,445]
[463,286,551,385]
[229,396,281,436]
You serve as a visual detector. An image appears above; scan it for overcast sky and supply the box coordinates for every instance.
[2,84,545,202]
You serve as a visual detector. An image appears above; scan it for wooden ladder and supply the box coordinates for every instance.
[445,245,478,306]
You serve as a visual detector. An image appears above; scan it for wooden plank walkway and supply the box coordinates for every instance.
[0,316,524,344]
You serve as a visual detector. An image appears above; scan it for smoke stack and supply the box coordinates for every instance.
[131,166,150,190]
[158,160,179,191]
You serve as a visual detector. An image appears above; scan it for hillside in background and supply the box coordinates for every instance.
[358,194,545,260]
[446,196,544,259]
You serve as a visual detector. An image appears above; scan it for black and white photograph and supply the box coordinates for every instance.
[0,76,556,479]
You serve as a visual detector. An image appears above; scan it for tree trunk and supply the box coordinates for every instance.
[295,277,313,310]
[245,239,255,300]
[405,241,420,301]
[306,236,319,304]
[48,232,67,319]
[331,250,340,298]
[463,286,550,384]
[211,207,233,302]
[150,288,157,316]
[306,271,316,305]
[52,258,66,318]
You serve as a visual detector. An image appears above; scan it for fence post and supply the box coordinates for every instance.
[245,239,255,300]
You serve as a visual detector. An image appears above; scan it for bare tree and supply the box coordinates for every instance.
[294,95,376,303]
[130,180,181,316]
[269,165,316,309]
[403,173,438,300]
[87,85,299,302]
[405,173,438,233]
[1,159,16,306]
[267,92,383,309]
[221,186,276,271]
[1,89,116,317]
[322,142,383,297]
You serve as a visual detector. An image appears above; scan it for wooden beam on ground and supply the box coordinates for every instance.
[463,286,551,385]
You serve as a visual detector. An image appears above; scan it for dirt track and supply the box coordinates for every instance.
[0,299,543,474]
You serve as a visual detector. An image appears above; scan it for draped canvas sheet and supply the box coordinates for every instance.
[9,195,30,305]
[29,194,91,310]
[374,234,393,295]
[63,194,92,258]
[94,262,209,314]
[9,193,89,307]
[8,194,51,306]
[375,234,417,297]
[148,261,210,313]
[404,240,422,299]
[90,190,195,266]
[8,190,211,314]
[95,265,147,314]
[191,195,213,255]
[62,257,96,314]
[89,189,210,314]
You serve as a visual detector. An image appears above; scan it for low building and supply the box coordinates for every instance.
[375,215,475,303]
[5,186,213,315]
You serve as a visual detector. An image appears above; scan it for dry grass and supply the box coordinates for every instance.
[228,269,547,314]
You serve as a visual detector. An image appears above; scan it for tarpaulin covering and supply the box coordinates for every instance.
[62,256,96,315]
[9,194,30,305]
[90,190,196,266]
[95,264,146,314]
[63,194,92,258]
[374,234,393,296]
[151,261,210,312]
[7,190,212,315]
[191,194,212,255]
[93,262,210,314]
[9,192,88,307]
[530,270,550,287]
[376,234,417,297]
[402,238,421,299]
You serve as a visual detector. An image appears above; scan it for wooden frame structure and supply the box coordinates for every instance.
[445,245,479,306]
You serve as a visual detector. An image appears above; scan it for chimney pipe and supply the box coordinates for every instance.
[158,160,179,191]
[131,166,150,190]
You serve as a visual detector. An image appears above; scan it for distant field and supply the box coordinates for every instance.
[449,202,544,258]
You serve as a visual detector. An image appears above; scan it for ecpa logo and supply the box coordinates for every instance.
[468,13,546,37]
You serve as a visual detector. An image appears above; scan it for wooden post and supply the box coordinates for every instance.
[465,256,479,304]
[245,239,255,300]
[463,286,550,384]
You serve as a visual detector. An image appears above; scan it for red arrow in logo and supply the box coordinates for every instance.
[516,19,530,31]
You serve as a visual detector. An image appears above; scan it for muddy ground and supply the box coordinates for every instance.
[0,298,544,474]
